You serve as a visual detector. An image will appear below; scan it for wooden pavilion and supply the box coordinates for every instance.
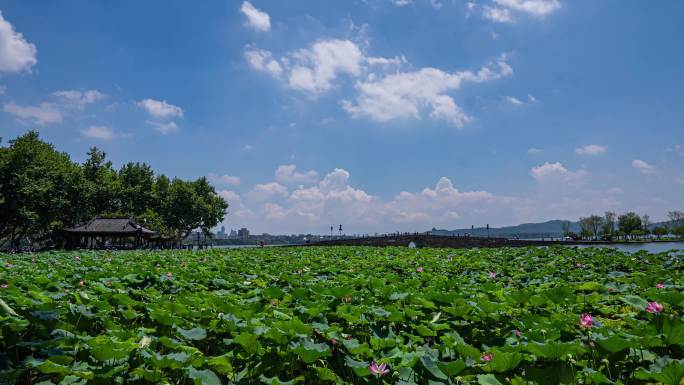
[62,217,163,249]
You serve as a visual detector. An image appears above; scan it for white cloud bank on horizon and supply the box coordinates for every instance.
[214,162,633,234]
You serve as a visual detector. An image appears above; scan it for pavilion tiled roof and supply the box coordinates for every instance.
[64,217,156,235]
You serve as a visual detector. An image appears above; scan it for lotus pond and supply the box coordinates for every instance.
[0,246,682,385]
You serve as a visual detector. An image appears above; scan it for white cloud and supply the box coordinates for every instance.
[527,147,542,154]
[288,39,364,93]
[3,101,62,125]
[249,182,289,201]
[137,99,184,119]
[275,164,319,185]
[531,162,587,184]
[342,55,512,127]
[493,0,561,16]
[80,125,117,140]
[243,144,254,151]
[366,55,406,66]
[385,177,513,224]
[483,6,514,23]
[632,159,658,175]
[244,48,283,77]
[240,1,271,32]
[53,90,106,109]
[208,173,241,186]
[505,96,523,105]
[393,0,413,6]
[575,144,607,156]
[0,11,37,73]
[528,94,538,102]
[145,120,179,134]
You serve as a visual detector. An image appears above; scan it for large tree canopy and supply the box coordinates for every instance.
[0,131,228,249]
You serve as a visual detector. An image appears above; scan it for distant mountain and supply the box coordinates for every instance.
[430,220,581,239]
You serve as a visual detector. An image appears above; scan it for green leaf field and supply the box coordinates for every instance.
[0,246,682,384]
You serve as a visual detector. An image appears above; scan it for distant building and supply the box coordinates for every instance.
[237,228,250,240]
[215,226,227,239]
[229,229,238,238]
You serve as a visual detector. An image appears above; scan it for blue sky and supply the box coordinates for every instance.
[1,0,683,234]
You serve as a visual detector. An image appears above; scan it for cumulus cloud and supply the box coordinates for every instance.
[342,55,512,127]
[505,96,523,105]
[575,144,607,156]
[53,90,106,109]
[0,11,37,73]
[145,120,179,134]
[240,1,271,32]
[471,0,560,23]
[493,0,561,16]
[483,6,514,23]
[275,164,319,185]
[531,162,587,184]
[3,101,62,125]
[208,173,241,187]
[80,125,119,140]
[527,147,542,154]
[244,48,283,77]
[219,165,522,233]
[249,182,289,201]
[137,99,183,119]
[245,39,364,94]
[632,159,658,175]
[288,39,364,93]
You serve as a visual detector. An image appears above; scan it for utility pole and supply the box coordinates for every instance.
[330,226,333,239]
[486,224,490,239]
[339,224,343,238]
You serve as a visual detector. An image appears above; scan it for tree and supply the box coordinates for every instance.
[668,211,684,228]
[618,212,642,240]
[673,226,684,239]
[579,215,602,240]
[82,147,120,217]
[653,226,668,239]
[159,177,228,244]
[602,211,616,238]
[0,132,86,249]
[118,162,155,215]
[641,214,651,233]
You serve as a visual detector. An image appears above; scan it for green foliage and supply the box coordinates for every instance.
[0,246,681,384]
[0,132,227,248]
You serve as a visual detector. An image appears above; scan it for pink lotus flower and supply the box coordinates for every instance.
[481,353,493,362]
[656,283,665,289]
[580,314,593,328]
[347,335,353,340]
[75,256,81,261]
[342,295,352,304]
[645,301,663,314]
[416,266,424,273]
[369,362,390,376]
[514,329,522,337]
[166,272,173,278]
[0,283,8,289]
[489,271,497,279]
[79,280,85,287]
[331,338,338,346]
[588,341,595,348]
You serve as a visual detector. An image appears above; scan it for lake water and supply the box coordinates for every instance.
[574,241,684,254]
